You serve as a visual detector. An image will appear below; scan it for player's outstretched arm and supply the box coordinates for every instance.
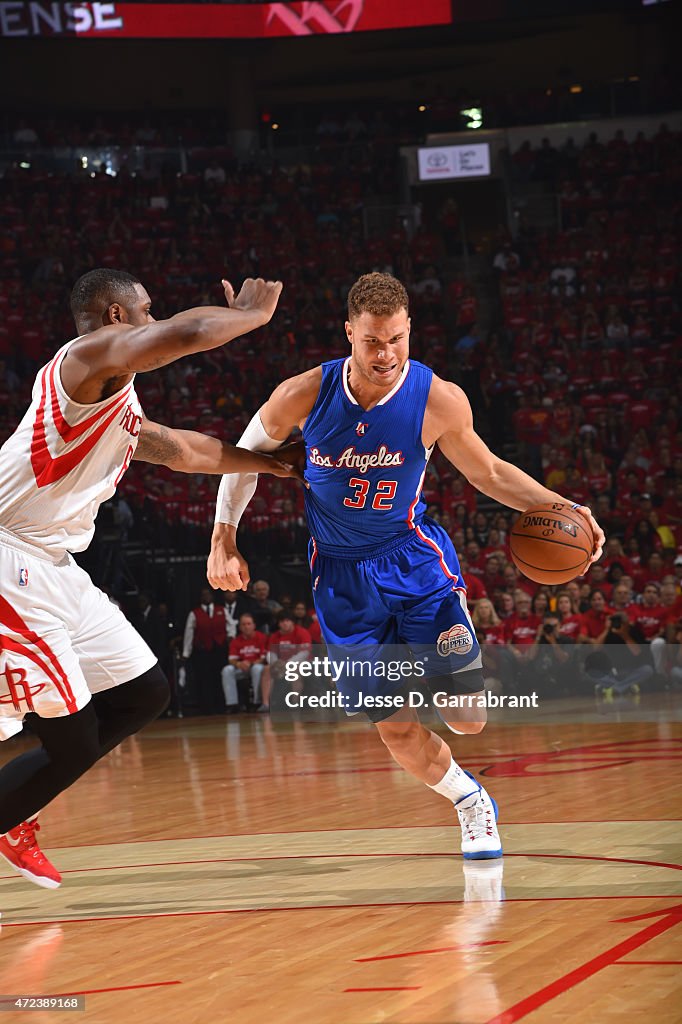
[428,377,605,564]
[208,367,320,592]
[67,278,282,381]
[132,417,304,481]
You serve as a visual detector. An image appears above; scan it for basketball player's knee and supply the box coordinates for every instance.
[115,664,170,718]
[442,719,487,735]
[141,664,171,715]
[49,715,101,780]
[376,720,422,755]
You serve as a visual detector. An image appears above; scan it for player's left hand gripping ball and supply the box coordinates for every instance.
[572,504,605,565]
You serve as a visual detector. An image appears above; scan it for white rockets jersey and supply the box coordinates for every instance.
[0,340,143,561]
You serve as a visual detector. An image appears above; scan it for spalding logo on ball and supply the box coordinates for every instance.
[509,503,593,585]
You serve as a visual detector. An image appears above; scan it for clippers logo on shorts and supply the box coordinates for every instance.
[0,665,46,712]
[437,623,474,657]
[18,568,29,587]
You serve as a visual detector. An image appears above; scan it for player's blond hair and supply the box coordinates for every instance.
[347,273,409,321]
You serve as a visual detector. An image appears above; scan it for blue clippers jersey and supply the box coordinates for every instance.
[303,357,433,555]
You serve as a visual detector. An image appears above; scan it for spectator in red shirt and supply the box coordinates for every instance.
[585,563,612,601]
[497,591,515,621]
[599,537,634,576]
[481,554,505,596]
[642,551,666,584]
[221,613,268,712]
[585,452,612,497]
[504,590,542,686]
[457,555,488,609]
[564,579,586,613]
[465,541,487,577]
[660,576,682,638]
[579,589,612,644]
[260,612,312,711]
[182,587,229,715]
[472,598,508,689]
[628,583,667,674]
[472,598,507,645]
[504,591,541,646]
[628,584,667,639]
[610,582,634,615]
[555,592,582,640]
[442,475,476,519]
[501,562,536,597]
[661,480,682,526]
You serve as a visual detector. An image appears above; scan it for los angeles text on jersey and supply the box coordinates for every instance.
[309,444,405,474]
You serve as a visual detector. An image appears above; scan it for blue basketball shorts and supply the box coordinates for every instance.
[308,518,482,714]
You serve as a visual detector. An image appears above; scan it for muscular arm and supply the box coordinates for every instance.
[62,279,282,402]
[132,416,301,478]
[426,377,604,561]
[208,367,321,591]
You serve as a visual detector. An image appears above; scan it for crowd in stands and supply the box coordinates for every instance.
[1,116,680,705]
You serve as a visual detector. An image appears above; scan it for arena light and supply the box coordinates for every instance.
[460,107,483,129]
[19,161,31,169]
[418,104,427,112]
[81,155,88,168]
[569,84,583,94]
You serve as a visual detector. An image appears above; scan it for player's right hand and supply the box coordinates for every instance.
[222,277,283,324]
[207,540,250,592]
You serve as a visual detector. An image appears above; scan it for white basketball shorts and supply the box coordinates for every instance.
[0,534,157,740]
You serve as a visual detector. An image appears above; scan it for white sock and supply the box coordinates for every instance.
[429,757,479,804]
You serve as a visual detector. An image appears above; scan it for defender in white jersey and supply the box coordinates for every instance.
[0,268,299,888]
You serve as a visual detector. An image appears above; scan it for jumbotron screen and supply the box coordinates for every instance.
[0,0,453,38]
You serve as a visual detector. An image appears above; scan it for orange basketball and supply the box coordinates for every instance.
[509,503,593,585]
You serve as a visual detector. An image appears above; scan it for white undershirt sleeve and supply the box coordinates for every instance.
[214,411,283,526]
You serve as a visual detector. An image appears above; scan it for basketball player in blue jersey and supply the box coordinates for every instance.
[208,273,604,859]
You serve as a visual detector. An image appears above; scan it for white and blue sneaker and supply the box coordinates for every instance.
[455,771,503,860]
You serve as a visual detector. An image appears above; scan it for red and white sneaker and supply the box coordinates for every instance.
[0,820,62,889]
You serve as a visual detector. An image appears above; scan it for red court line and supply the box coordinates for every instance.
[58,981,180,997]
[345,987,421,992]
[615,903,682,922]
[0,981,180,1007]
[356,940,506,962]
[484,909,682,1024]
[2,895,679,930]
[42,819,682,851]
[614,960,682,965]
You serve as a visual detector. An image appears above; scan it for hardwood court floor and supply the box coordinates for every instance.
[1,697,681,1024]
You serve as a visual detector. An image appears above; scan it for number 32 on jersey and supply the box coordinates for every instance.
[343,478,397,510]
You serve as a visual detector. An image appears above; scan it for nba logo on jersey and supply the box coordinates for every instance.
[18,568,29,587]
[355,422,368,436]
